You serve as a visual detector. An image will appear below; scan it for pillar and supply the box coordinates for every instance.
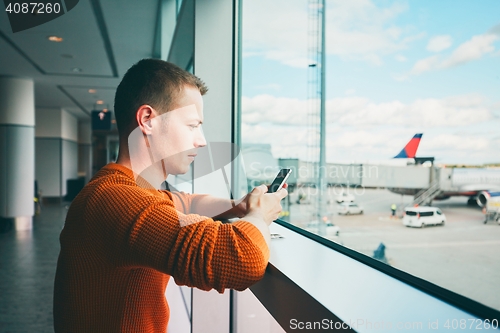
[78,120,92,184]
[0,77,35,230]
[35,108,78,200]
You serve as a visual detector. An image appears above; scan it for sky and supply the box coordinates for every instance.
[240,0,500,165]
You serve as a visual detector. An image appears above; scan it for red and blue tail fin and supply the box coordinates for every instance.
[394,133,422,158]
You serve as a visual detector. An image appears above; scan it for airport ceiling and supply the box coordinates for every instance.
[0,0,160,120]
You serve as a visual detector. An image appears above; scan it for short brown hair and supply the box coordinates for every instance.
[114,59,208,136]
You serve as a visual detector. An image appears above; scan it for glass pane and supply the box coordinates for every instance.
[176,0,184,15]
[241,0,500,310]
[234,289,285,333]
[166,281,191,333]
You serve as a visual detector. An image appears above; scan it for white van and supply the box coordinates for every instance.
[336,192,355,203]
[403,207,446,228]
[338,202,364,215]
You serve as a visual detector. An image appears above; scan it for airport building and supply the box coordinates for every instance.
[1,0,499,332]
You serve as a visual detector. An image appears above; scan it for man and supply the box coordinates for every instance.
[53,59,287,332]
[391,203,397,218]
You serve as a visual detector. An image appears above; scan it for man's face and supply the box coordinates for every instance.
[149,85,207,175]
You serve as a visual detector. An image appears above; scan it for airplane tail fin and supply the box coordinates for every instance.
[394,133,422,158]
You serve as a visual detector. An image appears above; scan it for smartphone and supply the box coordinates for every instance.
[268,169,292,193]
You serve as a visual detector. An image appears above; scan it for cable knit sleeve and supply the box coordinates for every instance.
[90,184,269,292]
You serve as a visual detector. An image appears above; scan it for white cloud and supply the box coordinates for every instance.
[441,33,498,68]
[410,55,440,75]
[242,95,308,126]
[241,120,500,164]
[241,93,500,163]
[426,35,453,52]
[335,96,492,128]
[242,94,493,128]
[241,122,309,159]
[242,0,308,67]
[411,29,500,75]
[424,134,489,151]
[243,0,421,67]
[329,129,388,149]
[394,54,407,62]
[391,73,410,82]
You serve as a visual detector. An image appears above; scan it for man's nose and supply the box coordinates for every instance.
[195,128,207,148]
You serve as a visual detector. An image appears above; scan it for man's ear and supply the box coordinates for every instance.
[136,105,155,135]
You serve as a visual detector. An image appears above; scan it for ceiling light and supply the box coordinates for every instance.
[88,89,96,94]
[96,100,104,105]
[48,36,63,42]
[71,67,82,73]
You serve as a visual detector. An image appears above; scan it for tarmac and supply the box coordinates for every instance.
[286,187,500,311]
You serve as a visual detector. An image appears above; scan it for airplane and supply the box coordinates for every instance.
[389,133,500,206]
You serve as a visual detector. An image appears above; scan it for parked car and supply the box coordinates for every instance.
[403,206,446,228]
[338,202,363,215]
[336,192,355,203]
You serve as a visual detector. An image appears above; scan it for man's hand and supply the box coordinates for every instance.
[235,184,288,248]
[244,184,288,225]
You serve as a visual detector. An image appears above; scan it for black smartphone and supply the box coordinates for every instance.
[268,169,292,193]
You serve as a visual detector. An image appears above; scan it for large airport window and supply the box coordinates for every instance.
[240,0,500,311]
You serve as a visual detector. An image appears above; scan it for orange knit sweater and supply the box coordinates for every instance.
[53,163,269,332]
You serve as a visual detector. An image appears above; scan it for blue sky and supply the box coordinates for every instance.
[240,0,500,165]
